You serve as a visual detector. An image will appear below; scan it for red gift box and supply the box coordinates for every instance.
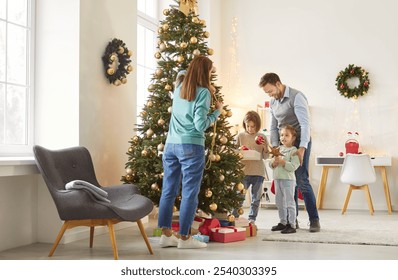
[210,226,246,243]
[172,222,179,232]
[198,218,220,236]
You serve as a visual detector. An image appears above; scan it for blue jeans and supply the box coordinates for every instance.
[295,139,319,222]
[232,175,264,221]
[158,143,205,236]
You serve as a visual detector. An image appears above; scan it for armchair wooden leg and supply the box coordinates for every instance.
[107,221,119,260]
[137,219,154,255]
[89,226,94,248]
[341,185,353,214]
[49,221,69,257]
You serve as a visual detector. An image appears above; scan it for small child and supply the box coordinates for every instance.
[233,110,269,225]
[269,124,300,234]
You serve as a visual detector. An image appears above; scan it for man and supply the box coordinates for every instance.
[259,73,320,232]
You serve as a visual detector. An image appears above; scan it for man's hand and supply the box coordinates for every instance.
[297,147,306,165]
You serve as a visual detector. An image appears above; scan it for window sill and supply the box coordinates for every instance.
[0,157,40,177]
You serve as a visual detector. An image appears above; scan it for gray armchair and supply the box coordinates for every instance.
[33,145,154,259]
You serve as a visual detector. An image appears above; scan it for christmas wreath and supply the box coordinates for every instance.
[335,64,370,99]
[102,38,133,86]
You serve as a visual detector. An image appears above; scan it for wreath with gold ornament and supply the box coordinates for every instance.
[335,64,370,99]
[102,38,133,86]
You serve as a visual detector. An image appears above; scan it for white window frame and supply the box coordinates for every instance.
[0,0,35,156]
[136,1,158,126]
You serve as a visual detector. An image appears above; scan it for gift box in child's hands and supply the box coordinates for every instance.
[211,226,246,243]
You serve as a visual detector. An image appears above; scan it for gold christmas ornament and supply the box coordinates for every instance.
[203,31,210,38]
[107,68,115,75]
[118,46,124,54]
[128,147,133,153]
[159,43,166,52]
[132,135,139,143]
[177,55,185,63]
[125,174,131,181]
[200,19,206,26]
[180,42,188,49]
[228,214,235,222]
[128,50,133,57]
[237,208,244,215]
[165,84,172,91]
[207,48,214,55]
[193,49,201,56]
[167,106,172,113]
[192,17,200,24]
[126,64,133,72]
[205,189,213,198]
[121,78,127,84]
[140,111,148,117]
[157,27,163,34]
[215,154,221,161]
[241,188,247,195]
[157,118,165,126]
[126,168,133,175]
[113,79,121,86]
[209,153,216,161]
[157,143,165,151]
[162,23,169,31]
[221,109,227,116]
[155,68,163,77]
[209,202,218,211]
[151,183,159,191]
[148,84,155,92]
[163,9,170,16]
[236,182,244,191]
[147,100,153,107]
[141,149,148,157]
[190,36,198,44]
[227,110,233,117]
[154,52,161,59]
[110,54,117,61]
[220,136,228,144]
[146,128,154,137]
[219,174,225,182]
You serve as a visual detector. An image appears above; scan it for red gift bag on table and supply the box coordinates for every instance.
[345,132,359,154]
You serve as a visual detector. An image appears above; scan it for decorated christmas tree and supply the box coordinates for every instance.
[121,0,245,218]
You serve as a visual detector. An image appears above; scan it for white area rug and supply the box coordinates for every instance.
[261,209,398,246]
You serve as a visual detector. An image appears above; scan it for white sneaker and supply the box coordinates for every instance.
[159,234,179,248]
[177,237,207,249]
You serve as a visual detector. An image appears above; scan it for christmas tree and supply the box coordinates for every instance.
[122,0,245,218]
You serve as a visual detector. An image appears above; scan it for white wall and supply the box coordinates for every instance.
[0,0,140,251]
[79,0,138,186]
[218,0,398,210]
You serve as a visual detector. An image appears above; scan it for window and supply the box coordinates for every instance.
[0,0,34,156]
[136,0,158,125]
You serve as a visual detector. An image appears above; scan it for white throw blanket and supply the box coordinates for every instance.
[65,180,110,203]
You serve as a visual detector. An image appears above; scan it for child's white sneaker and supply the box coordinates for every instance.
[159,234,179,248]
[177,237,207,249]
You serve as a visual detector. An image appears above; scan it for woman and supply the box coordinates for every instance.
[158,56,223,249]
